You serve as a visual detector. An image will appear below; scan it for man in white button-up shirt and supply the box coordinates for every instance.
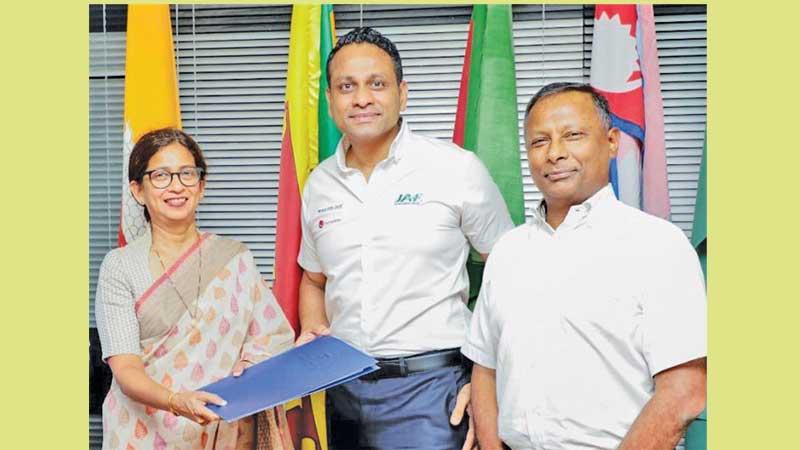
[463,83,707,450]
[296,27,514,450]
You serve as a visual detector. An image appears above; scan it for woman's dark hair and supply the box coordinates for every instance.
[128,127,207,221]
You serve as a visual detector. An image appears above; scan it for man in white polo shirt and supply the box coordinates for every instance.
[463,83,707,450]
[296,27,513,450]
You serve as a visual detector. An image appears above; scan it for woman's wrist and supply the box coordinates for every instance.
[167,391,179,416]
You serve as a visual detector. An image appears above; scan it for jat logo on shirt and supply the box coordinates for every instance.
[394,193,423,206]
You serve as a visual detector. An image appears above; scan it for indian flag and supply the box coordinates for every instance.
[272,5,339,450]
[118,5,182,246]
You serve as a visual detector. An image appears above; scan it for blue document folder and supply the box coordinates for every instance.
[202,336,379,422]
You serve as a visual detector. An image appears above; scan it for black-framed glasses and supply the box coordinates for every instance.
[143,167,205,189]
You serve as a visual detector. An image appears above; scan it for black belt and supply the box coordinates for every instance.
[359,348,470,381]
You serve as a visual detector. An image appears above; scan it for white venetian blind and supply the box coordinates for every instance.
[172,4,293,279]
[88,27,125,329]
[89,9,126,447]
[654,5,707,237]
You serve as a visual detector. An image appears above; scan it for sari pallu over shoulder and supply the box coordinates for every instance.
[102,233,296,450]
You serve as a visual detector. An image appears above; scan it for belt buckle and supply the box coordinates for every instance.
[398,358,408,377]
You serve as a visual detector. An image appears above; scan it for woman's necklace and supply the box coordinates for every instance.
[152,232,203,325]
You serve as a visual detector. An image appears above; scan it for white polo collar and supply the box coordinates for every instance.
[334,118,410,173]
[530,184,617,232]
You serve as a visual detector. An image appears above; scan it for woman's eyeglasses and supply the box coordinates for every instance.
[143,167,204,189]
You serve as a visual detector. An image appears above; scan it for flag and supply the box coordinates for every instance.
[454,5,525,301]
[454,5,525,226]
[118,5,182,246]
[685,131,707,450]
[273,5,340,449]
[590,4,671,220]
[691,131,707,277]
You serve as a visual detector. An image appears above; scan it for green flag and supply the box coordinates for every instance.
[318,4,341,162]
[456,5,525,226]
[691,130,707,277]
[685,130,707,450]
[453,5,525,303]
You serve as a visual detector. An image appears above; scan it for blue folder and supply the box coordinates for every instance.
[202,336,379,422]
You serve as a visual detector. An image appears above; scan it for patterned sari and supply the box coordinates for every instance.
[102,233,296,450]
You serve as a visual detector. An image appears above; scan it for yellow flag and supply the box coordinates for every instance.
[119,4,181,245]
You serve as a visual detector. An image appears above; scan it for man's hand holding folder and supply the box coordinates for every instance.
[295,324,331,347]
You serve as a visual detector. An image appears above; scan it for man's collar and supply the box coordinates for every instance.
[335,118,409,173]
[386,118,409,162]
[530,184,616,228]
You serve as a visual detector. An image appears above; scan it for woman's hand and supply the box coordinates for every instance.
[169,390,226,425]
[231,359,254,377]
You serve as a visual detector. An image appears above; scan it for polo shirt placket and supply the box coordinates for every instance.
[358,158,394,351]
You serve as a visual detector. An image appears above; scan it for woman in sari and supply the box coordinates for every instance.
[95,128,295,450]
